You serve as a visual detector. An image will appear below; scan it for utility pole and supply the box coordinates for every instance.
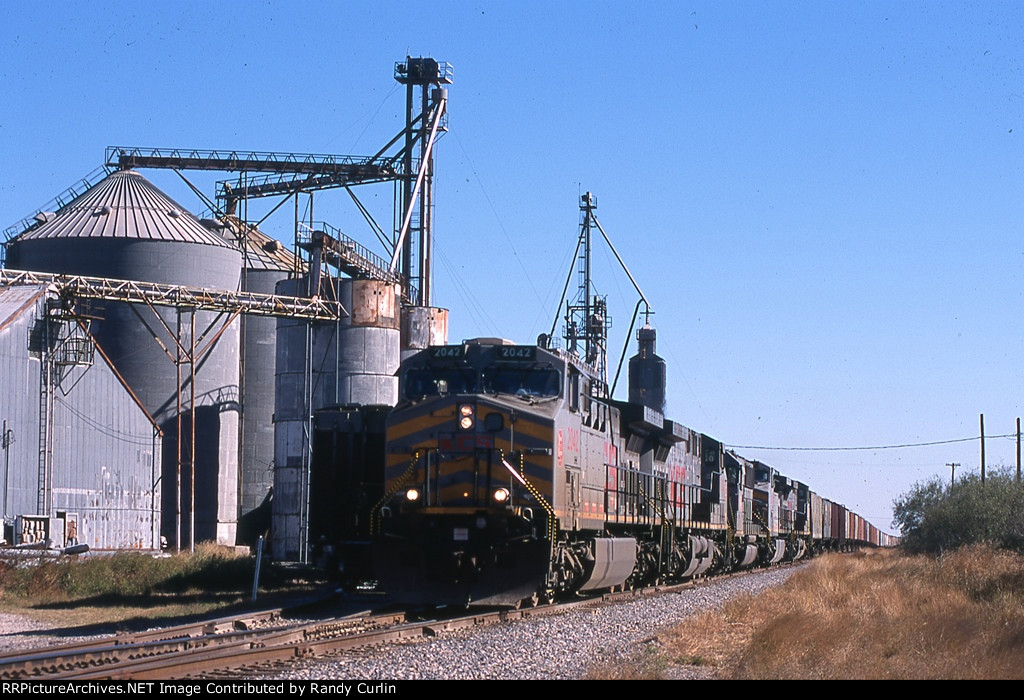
[980,413,986,485]
[1017,417,1021,483]
[947,462,960,490]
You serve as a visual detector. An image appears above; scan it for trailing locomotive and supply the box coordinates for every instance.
[371,194,893,608]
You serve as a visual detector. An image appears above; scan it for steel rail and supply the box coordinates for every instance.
[0,606,402,681]
[0,563,805,681]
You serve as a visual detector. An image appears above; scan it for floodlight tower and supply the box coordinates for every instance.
[394,56,452,307]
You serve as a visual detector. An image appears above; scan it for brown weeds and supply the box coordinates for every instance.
[651,547,1024,680]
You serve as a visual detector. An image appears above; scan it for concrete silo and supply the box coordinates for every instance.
[204,216,300,544]
[272,276,400,561]
[5,168,243,548]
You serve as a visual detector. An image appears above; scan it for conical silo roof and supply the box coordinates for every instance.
[15,169,236,248]
[5,167,244,549]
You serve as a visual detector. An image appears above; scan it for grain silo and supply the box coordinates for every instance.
[401,305,449,362]
[203,215,300,544]
[5,168,243,548]
[272,276,400,561]
[628,324,667,414]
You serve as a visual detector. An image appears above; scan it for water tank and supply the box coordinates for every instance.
[628,324,666,413]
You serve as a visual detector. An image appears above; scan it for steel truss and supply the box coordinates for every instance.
[0,269,347,320]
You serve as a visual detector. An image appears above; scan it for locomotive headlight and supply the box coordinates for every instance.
[405,488,420,502]
[493,487,510,504]
[458,403,475,430]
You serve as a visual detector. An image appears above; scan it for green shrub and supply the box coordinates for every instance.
[0,544,257,602]
[893,468,1024,554]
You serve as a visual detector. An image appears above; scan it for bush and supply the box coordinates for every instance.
[893,468,1024,554]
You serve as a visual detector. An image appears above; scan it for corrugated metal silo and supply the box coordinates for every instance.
[272,277,400,561]
[5,169,243,547]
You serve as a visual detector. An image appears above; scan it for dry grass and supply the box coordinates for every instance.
[601,546,1024,680]
[0,544,325,629]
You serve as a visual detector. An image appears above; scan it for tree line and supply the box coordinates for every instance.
[893,468,1024,554]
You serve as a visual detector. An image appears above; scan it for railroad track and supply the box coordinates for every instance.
[0,603,402,680]
[4,560,826,681]
[0,578,710,680]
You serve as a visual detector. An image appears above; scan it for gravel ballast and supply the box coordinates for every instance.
[0,567,798,679]
[257,567,798,680]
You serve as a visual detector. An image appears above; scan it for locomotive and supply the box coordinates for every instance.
[372,327,891,607]
[370,195,893,608]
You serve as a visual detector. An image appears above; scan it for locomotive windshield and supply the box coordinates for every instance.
[482,366,560,398]
[404,367,477,398]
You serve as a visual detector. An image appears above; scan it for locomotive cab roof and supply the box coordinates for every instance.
[463,337,517,346]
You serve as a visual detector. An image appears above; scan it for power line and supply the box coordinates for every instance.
[726,434,1017,452]
[451,132,545,310]
[54,395,155,446]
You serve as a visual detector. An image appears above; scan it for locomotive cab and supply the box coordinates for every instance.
[374,340,566,606]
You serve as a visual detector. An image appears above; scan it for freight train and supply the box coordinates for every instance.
[370,326,895,607]
[355,193,896,607]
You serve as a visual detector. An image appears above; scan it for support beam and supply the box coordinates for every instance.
[106,147,386,175]
[0,269,346,321]
[217,168,401,203]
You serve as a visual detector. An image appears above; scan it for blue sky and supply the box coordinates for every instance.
[2,2,1022,532]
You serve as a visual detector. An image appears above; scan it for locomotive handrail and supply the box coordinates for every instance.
[370,451,420,536]
[505,450,556,544]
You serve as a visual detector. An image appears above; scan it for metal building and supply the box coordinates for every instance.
[0,284,161,549]
[5,169,243,548]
